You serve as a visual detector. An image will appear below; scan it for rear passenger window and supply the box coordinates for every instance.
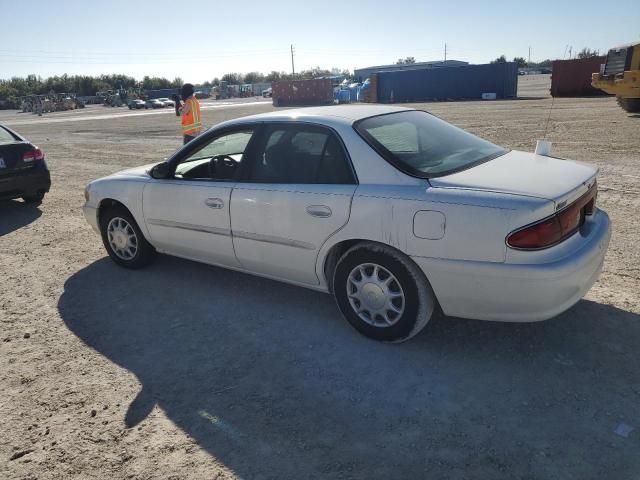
[249,125,355,184]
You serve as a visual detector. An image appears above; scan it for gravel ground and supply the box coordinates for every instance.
[1,76,639,480]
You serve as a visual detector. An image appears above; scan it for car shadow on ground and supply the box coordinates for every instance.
[0,199,42,236]
[58,255,640,479]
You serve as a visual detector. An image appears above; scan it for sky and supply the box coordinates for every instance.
[1,0,639,83]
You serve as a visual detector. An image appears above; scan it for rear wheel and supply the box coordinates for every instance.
[333,242,435,342]
[100,206,156,268]
[617,97,640,113]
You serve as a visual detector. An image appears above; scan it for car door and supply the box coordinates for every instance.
[142,127,257,267]
[230,123,357,285]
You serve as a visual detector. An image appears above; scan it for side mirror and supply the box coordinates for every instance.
[150,161,171,179]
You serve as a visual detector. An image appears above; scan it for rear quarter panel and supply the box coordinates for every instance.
[315,184,554,286]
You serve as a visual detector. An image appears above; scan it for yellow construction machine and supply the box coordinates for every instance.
[592,42,640,112]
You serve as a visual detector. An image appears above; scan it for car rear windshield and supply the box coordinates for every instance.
[354,110,507,177]
[0,126,17,145]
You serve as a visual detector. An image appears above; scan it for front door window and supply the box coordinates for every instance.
[174,130,254,181]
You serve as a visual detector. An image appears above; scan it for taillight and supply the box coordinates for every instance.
[507,183,597,250]
[507,216,563,249]
[23,147,44,163]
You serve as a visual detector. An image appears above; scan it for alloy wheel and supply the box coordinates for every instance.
[106,217,138,260]
[346,263,405,327]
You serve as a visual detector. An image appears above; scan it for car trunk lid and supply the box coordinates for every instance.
[0,142,36,177]
[429,150,597,207]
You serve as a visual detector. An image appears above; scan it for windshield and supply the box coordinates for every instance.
[355,110,507,177]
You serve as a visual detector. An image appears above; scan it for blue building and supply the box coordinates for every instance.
[354,60,468,82]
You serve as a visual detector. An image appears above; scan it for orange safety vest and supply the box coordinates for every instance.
[181,96,202,136]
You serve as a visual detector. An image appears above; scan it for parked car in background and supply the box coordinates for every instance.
[0,124,51,204]
[127,99,145,110]
[262,87,272,98]
[156,97,175,107]
[145,99,165,109]
[83,106,610,342]
[194,91,210,99]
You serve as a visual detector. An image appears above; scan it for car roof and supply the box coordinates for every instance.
[219,105,414,129]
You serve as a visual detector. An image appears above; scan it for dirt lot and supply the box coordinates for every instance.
[2,77,640,479]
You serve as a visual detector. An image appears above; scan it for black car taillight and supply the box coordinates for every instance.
[23,147,45,163]
[507,183,597,250]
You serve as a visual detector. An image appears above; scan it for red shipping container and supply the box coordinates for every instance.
[551,57,609,97]
[272,79,334,106]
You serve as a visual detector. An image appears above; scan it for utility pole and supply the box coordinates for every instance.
[568,46,572,59]
[291,44,295,75]
[444,43,447,62]
[528,46,531,64]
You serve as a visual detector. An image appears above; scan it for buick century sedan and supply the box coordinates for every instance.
[83,106,611,342]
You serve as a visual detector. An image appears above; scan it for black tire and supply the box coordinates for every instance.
[99,206,156,269]
[22,192,45,204]
[617,97,640,113]
[333,242,435,342]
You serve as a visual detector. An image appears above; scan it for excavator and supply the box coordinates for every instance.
[592,42,640,112]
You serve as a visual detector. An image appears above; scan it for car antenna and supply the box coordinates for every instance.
[537,47,569,155]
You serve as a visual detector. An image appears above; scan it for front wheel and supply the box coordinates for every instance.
[333,243,435,342]
[100,206,156,269]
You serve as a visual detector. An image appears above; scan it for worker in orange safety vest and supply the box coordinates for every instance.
[178,83,202,144]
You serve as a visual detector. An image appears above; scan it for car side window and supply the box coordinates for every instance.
[174,130,254,181]
[248,125,355,184]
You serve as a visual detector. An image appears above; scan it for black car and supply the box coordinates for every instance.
[0,124,51,203]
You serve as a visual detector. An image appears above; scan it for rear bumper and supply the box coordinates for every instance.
[0,167,51,200]
[412,209,611,322]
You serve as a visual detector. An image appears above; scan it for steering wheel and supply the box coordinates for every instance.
[215,154,237,167]
[208,155,237,179]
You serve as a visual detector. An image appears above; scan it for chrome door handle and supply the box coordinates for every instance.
[205,198,224,209]
[306,205,332,218]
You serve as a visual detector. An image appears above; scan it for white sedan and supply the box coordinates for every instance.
[156,97,176,107]
[83,106,611,342]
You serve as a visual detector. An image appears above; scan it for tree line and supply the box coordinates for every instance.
[0,74,186,107]
[206,67,350,88]
[0,67,351,106]
[491,48,601,68]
